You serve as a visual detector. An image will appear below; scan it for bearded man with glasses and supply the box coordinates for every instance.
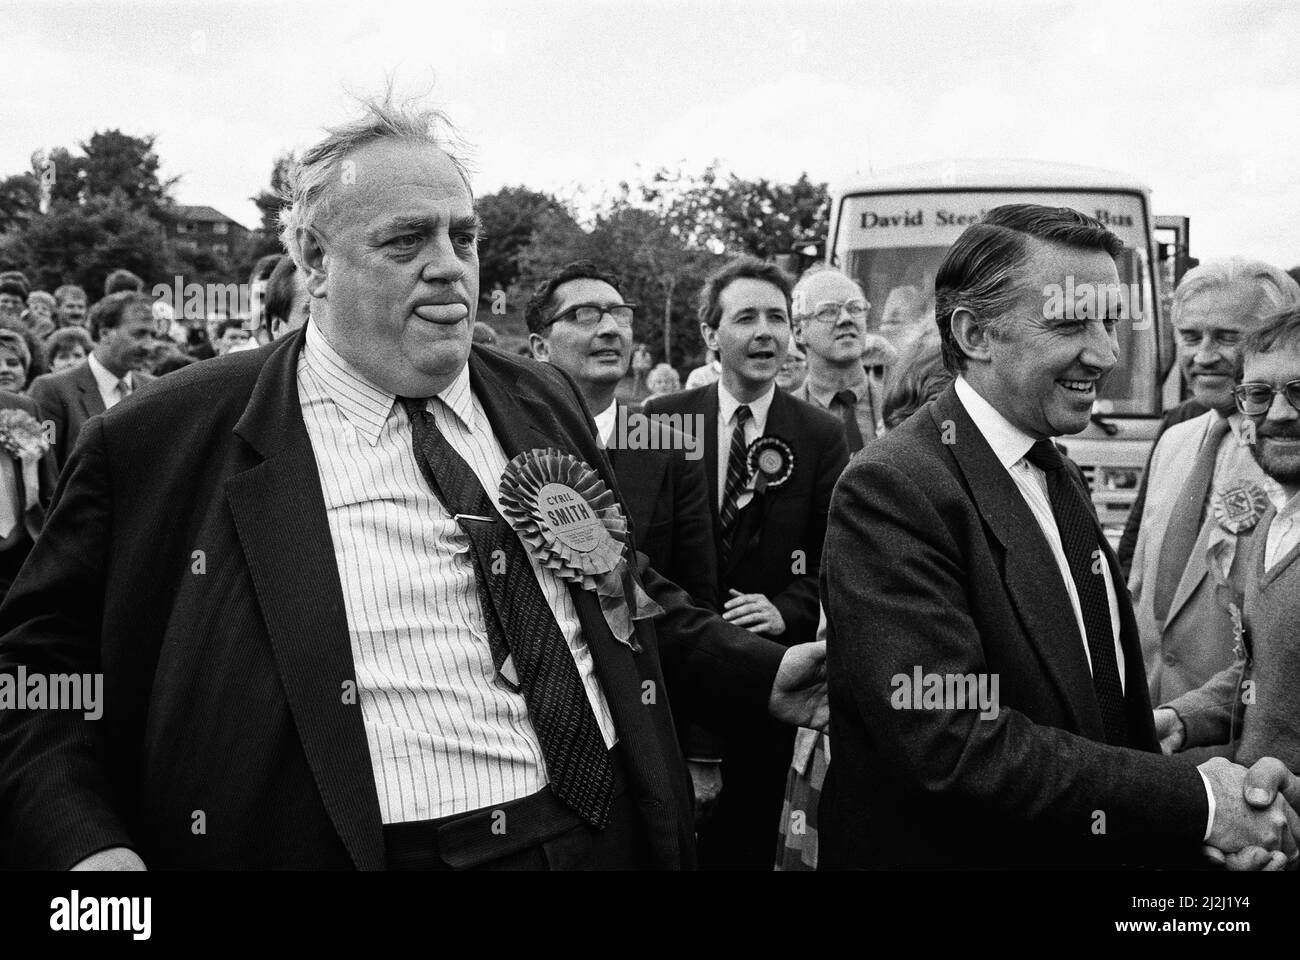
[1152,306,1300,840]
[1129,259,1300,719]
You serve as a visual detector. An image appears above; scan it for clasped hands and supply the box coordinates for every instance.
[1199,756,1299,871]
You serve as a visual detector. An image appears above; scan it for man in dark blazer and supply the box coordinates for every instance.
[0,102,826,871]
[819,203,1296,870]
[28,290,156,473]
[644,256,849,869]
[526,259,725,823]
[0,389,57,601]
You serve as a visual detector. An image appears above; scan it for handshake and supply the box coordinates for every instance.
[1196,755,1299,871]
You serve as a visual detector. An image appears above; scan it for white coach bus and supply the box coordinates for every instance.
[826,159,1194,541]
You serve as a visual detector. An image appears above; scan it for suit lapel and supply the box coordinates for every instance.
[724,387,792,579]
[701,383,721,533]
[76,362,106,420]
[930,387,1105,740]
[225,330,386,870]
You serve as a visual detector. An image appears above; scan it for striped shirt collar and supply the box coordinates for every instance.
[302,319,474,445]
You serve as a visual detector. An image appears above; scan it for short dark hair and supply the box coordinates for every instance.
[263,255,300,333]
[1242,304,1300,362]
[104,269,144,296]
[0,270,29,299]
[217,318,247,339]
[697,256,793,330]
[934,204,1124,375]
[524,260,624,335]
[251,253,282,284]
[90,291,154,333]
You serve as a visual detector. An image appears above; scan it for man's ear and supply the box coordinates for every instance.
[297,227,329,298]
[700,322,719,354]
[949,307,995,365]
[528,332,549,362]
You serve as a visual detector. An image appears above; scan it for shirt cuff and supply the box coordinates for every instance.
[1198,768,1216,843]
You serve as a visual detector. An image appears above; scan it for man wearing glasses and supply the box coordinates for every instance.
[526,261,726,825]
[1130,259,1300,721]
[790,265,885,452]
[1153,305,1300,818]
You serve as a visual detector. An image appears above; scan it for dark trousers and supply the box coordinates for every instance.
[383,749,649,870]
[698,723,794,870]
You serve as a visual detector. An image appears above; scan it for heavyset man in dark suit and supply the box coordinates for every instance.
[644,257,848,869]
[28,290,157,473]
[526,259,725,822]
[0,98,827,871]
[819,203,1298,870]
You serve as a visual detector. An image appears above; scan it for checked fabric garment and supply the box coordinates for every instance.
[719,404,752,565]
[1025,440,1130,746]
[400,397,615,827]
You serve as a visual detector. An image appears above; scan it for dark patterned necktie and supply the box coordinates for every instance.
[399,397,615,827]
[719,404,752,564]
[1025,440,1130,746]
[832,389,865,453]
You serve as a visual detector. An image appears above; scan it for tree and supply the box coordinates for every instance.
[476,186,573,297]
[80,130,178,219]
[14,192,171,295]
[0,174,40,234]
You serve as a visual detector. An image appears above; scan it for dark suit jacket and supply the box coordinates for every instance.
[0,330,785,870]
[0,390,58,597]
[28,360,154,473]
[643,383,849,647]
[819,384,1209,869]
[606,408,718,613]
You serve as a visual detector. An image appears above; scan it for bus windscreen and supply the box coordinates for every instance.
[833,190,1158,416]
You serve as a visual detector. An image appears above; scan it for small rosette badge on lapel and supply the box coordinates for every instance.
[0,408,48,513]
[1213,481,1269,534]
[499,448,662,650]
[745,435,795,494]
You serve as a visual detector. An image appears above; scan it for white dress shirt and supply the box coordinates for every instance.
[1265,489,1300,573]
[716,381,776,511]
[955,377,1215,839]
[87,352,133,410]
[593,400,618,448]
[298,320,615,824]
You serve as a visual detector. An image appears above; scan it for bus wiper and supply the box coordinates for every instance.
[1090,411,1119,436]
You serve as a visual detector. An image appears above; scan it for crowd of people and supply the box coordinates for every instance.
[0,94,1297,872]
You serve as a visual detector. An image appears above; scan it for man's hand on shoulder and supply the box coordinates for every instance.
[767,640,828,730]
[70,847,147,871]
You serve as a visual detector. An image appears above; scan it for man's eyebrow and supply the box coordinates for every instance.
[366,213,482,239]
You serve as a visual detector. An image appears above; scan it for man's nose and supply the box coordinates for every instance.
[1267,388,1299,422]
[593,310,623,337]
[1192,333,1222,367]
[1081,319,1119,372]
[419,237,467,284]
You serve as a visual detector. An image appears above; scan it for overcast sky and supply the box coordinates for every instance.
[4,0,1297,265]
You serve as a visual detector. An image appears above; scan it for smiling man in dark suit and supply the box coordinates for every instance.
[819,204,1297,870]
[0,97,828,872]
[644,256,848,869]
[28,290,156,473]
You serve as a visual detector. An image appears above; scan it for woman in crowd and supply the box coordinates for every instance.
[44,326,93,374]
[0,329,34,396]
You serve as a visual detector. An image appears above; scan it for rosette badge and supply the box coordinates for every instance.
[499,448,662,647]
[745,435,795,494]
[1213,480,1269,535]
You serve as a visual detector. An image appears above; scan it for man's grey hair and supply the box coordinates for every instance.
[1172,257,1300,324]
[278,94,473,270]
[791,263,861,319]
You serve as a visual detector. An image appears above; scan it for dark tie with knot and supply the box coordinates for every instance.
[719,404,751,564]
[400,397,615,828]
[832,389,865,453]
[1024,440,1130,746]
